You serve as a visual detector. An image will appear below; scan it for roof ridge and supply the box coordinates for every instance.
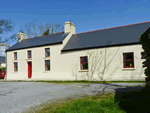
[73,21,150,35]
[25,31,64,40]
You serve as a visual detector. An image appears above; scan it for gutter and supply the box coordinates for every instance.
[61,42,140,52]
[5,42,62,52]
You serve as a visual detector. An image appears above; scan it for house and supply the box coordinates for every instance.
[5,21,150,81]
[0,56,6,68]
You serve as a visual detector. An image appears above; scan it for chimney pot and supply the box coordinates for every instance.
[16,32,28,42]
[64,21,76,34]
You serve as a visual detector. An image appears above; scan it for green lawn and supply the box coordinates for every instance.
[23,93,125,113]
[22,86,150,113]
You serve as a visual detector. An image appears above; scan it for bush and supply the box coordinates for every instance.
[0,67,6,71]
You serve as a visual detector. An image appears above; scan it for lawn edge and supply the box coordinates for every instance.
[0,80,146,84]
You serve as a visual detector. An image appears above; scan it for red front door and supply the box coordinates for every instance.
[28,62,32,78]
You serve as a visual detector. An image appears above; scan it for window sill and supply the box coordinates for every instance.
[26,58,32,61]
[43,57,50,59]
[13,60,18,62]
[122,68,136,71]
[13,71,18,73]
[79,70,89,72]
[43,71,50,73]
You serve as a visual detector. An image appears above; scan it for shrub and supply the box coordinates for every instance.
[0,67,6,71]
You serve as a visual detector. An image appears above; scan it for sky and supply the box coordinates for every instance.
[0,0,150,56]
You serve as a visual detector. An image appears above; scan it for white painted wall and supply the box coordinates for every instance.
[6,43,146,81]
[60,44,146,81]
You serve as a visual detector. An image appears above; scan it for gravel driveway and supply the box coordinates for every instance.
[0,82,145,113]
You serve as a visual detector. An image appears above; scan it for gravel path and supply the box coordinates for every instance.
[0,82,145,113]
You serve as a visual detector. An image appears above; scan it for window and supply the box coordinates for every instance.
[45,60,50,71]
[14,52,17,60]
[14,62,18,71]
[123,52,134,68]
[45,48,50,57]
[80,56,88,70]
[27,50,32,58]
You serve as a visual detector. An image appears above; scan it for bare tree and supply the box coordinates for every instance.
[0,19,15,55]
[20,20,64,38]
[0,19,14,34]
[71,41,122,81]
[72,41,144,81]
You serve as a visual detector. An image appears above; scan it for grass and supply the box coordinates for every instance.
[23,93,125,113]
[22,86,150,113]
[51,97,124,113]
[1,80,145,84]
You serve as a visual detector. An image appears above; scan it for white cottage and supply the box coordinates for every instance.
[5,21,150,81]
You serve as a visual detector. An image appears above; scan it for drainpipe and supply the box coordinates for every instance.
[4,52,7,80]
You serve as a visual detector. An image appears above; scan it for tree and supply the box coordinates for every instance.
[0,19,14,34]
[43,29,50,35]
[20,20,63,38]
[139,27,150,87]
[71,41,122,81]
[71,41,143,81]
[0,19,15,55]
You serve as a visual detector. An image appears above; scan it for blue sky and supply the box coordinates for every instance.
[0,0,150,56]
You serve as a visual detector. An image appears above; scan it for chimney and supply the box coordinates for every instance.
[64,21,76,34]
[16,32,28,42]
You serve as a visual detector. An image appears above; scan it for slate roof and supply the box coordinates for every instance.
[0,56,5,63]
[6,32,69,52]
[62,21,150,52]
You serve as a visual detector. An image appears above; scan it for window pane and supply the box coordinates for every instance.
[28,51,31,58]
[46,52,50,56]
[124,53,133,60]
[14,62,18,71]
[81,63,88,69]
[14,53,17,59]
[15,67,16,71]
[28,54,30,58]
[125,61,134,67]
[45,60,50,65]
[15,67,18,71]
[46,53,50,56]
[46,48,50,52]
[28,51,31,54]
[45,60,50,71]
[14,62,17,67]
[81,57,88,62]
[46,65,50,70]
[45,48,50,56]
